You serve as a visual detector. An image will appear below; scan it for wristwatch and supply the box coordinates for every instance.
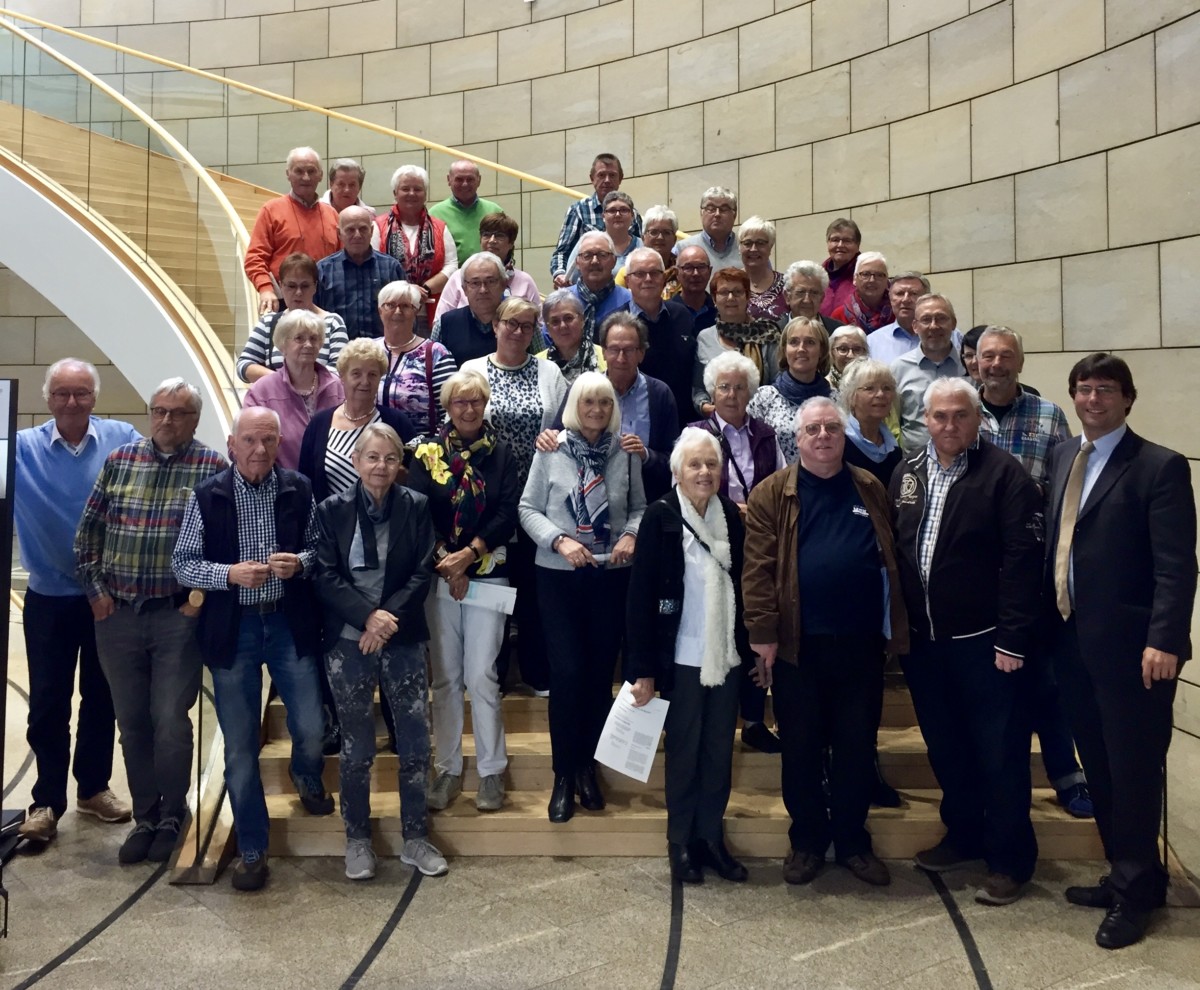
[434,546,450,563]
[187,589,206,608]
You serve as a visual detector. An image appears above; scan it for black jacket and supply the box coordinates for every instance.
[297,405,417,504]
[890,439,1044,657]
[313,483,435,649]
[624,492,753,693]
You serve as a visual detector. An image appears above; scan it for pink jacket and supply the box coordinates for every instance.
[243,364,344,470]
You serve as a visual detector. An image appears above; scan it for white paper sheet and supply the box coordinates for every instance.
[594,681,669,783]
[434,579,517,615]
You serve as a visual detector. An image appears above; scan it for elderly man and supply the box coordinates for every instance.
[891,378,1043,905]
[670,245,718,334]
[550,153,642,287]
[74,379,226,865]
[569,231,632,339]
[245,147,340,316]
[431,251,508,365]
[743,397,907,887]
[173,406,331,893]
[624,245,696,429]
[676,187,740,270]
[1047,354,1197,949]
[14,360,141,844]
[320,158,374,215]
[892,294,968,453]
[619,205,680,295]
[429,160,502,261]
[829,252,893,333]
[315,205,404,340]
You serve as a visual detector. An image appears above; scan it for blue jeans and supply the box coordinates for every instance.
[210,611,325,856]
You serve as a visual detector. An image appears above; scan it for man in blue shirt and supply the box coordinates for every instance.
[315,205,405,340]
[14,359,141,844]
[675,187,741,270]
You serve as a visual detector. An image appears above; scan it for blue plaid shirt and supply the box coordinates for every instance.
[315,249,405,340]
[917,442,970,586]
[550,193,643,279]
[978,387,1070,490]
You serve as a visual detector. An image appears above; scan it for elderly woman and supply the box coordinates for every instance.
[626,428,753,883]
[784,260,841,336]
[433,212,541,320]
[244,309,345,469]
[237,253,348,383]
[837,358,901,489]
[519,371,646,823]
[746,318,833,464]
[321,158,374,215]
[692,267,779,416]
[314,423,447,880]
[408,370,520,814]
[624,205,681,298]
[739,217,788,325]
[376,281,457,440]
[819,218,862,319]
[828,326,869,390]
[372,164,458,331]
[830,252,892,333]
[566,191,642,282]
[430,252,508,367]
[536,288,606,384]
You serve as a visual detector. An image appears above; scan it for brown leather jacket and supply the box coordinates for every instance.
[742,462,909,665]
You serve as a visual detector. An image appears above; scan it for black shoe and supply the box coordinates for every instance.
[147,816,182,863]
[576,766,605,811]
[740,722,782,754]
[668,842,703,884]
[548,775,575,823]
[871,757,902,808]
[1066,875,1114,909]
[291,765,335,816]
[232,851,269,892]
[1096,903,1151,949]
[321,725,341,757]
[690,839,748,883]
[118,821,157,865]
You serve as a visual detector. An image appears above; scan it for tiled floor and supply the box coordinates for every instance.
[3,608,1199,990]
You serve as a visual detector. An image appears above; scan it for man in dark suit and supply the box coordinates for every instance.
[1046,352,1197,949]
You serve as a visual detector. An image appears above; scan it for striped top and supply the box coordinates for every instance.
[324,412,381,497]
[236,309,349,383]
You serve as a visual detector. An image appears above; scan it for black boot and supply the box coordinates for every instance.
[548,775,575,823]
[691,839,748,883]
[576,764,606,811]
[668,842,703,883]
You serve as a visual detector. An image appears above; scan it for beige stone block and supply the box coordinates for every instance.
[517,247,553,292]
[739,6,812,90]
[972,260,1062,352]
[327,102,399,159]
[1060,38,1155,160]
[634,0,703,54]
[633,104,702,177]
[739,146,813,223]
[1161,235,1200,348]
[189,17,261,71]
[525,188,573,249]
[32,316,98,366]
[398,0,464,45]
[497,132,567,195]
[226,64,295,115]
[927,269,973,326]
[565,0,633,71]
[0,319,35,365]
[297,0,356,9]
[394,93,464,145]
[1121,349,1200,460]
[91,377,145,419]
[116,22,189,62]
[889,0,970,40]
[773,212,839,268]
[329,0,396,56]
[293,55,363,109]
[227,0,291,14]
[971,74,1059,181]
[430,34,498,95]
[363,47,431,102]
[1013,0,1104,81]
[667,161,740,233]
[466,0,532,33]
[1156,13,1200,133]
[498,19,566,83]
[227,116,260,166]
[1106,0,1200,46]
[668,30,739,107]
[79,0,152,25]
[889,103,971,199]
[1062,246,1160,351]
[850,35,927,130]
[429,143,499,197]
[851,195,931,274]
[812,0,889,70]
[618,173,670,215]
[532,68,599,132]
[1015,156,1108,263]
[600,51,668,122]
[533,0,599,21]
[705,0,774,34]
[185,116,228,166]
[156,0,224,17]
[226,163,287,188]
[361,148,423,205]
[812,126,890,212]
[257,112,328,163]
[565,119,635,184]
[0,269,60,316]
[775,63,850,146]
[464,81,532,143]
[1109,126,1200,247]
[705,87,775,164]
[259,9,329,64]
[930,177,1014,271]
[929,1,1012,108]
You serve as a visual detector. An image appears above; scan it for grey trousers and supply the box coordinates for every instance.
[94,603,203,824]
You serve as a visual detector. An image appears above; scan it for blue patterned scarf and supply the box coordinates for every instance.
[564,430,613,550]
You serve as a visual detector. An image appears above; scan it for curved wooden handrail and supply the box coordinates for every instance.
[0,8,587,202]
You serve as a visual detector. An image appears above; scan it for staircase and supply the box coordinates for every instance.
[260,675,1104,861]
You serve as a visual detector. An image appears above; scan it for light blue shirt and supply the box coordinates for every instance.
[616,371,651,444]
[1067,424,1127,603]
[869,321,964,367]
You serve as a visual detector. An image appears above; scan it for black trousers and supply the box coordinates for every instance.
[538,565,629,776]
[504,530,549,692]
[663,664,740,845]
[22,590,117,816]
[1053,618,1174,910]
[773,634,882,860]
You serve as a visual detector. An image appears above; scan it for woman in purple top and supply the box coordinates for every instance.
[376,281,457,439]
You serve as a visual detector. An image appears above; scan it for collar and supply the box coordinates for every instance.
[50,418,98,452]
[233,465,279,495]
[702,230,734,253]
[916,349,965,374]
[923,437,978,474]
[613,371,646,398]
[882,321,917,341]
[340,248,376,266]
[713,411,749,437]
[288,191,320,209]
[1085,423,1128,458]
[451,195,479,210]
[150,436,196,464]
[629,299,662,320]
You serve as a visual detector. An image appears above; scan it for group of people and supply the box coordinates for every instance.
[11,146,1194,953]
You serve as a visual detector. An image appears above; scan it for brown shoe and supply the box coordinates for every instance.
[19,806,57,843]
[842,852,891,887]
[782,848,823,885]
[77,788,132,823]
[975,872,1024,906]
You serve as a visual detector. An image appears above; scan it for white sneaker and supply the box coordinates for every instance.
[76,788,132,823]
[345,838,377,880]
[19,806,57,842]
[401,837,448,877]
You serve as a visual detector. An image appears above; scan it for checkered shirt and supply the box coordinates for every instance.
[978,388,1070,489]
[917,442,970,586]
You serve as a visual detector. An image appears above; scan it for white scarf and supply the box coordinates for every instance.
[677,489,738,687]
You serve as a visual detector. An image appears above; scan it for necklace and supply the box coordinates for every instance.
[342,403,373,424]
[387,335,422,354]
[489,353,529,372]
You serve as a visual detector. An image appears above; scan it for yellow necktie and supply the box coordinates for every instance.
[1054,440,1094,620]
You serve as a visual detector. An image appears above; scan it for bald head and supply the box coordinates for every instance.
[338,205,375,261]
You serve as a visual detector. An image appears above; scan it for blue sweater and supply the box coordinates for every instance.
[16,417,141,596]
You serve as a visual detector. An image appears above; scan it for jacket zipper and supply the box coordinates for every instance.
[913,465,936,641]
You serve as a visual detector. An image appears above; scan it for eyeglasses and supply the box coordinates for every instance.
[714,288,747,298]
[834,345,867,355]
[464,278,502,289]
[802,422,844,437]
[714,382,748,395]
[1074,384,1122,398]
[503,318,537,334]
[150,406,198,419]
[360,452,401,466]
[856,271,887,281]
[914,315,953,327]
[450,398,485,410]
[603,206,632,216]
[827,236,858,246]
[546,313,581,328]
[49,389,94,401]
[856,384,895,395]
[282,281,314,292]
[625,269,663,281]
[739,238,770,250]
[579,251,615,262]
[701,204,735,215]
[678,264,711,275]
[789,288,822,299]
[603,345,642,359]
[381,300,415,311]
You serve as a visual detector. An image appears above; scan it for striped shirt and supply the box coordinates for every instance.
[917,442,970,586]
[235,309,349,383]
[74,437,226,603]
[325,414,380,496]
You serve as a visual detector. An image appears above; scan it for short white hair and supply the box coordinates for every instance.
[792,395,847,434]
[669,427,723,477]
[461,251,507,281]
[737,216,775,247]
[231,406,281,434]
[44,358,100,401]
[923,376,981,414]
[854,251,888,274]
[391,164,429,194]
[784,260,829,293]
[624,246,664,272]
[978,324,1024,361]
[562,372,621,435]
[643,205,678,230]
[700,186,738,212]
[151,377,203,413]
[578,230,617,254]
[703,350,760,395]
[829,325,868,349]
[286,146,320,169]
